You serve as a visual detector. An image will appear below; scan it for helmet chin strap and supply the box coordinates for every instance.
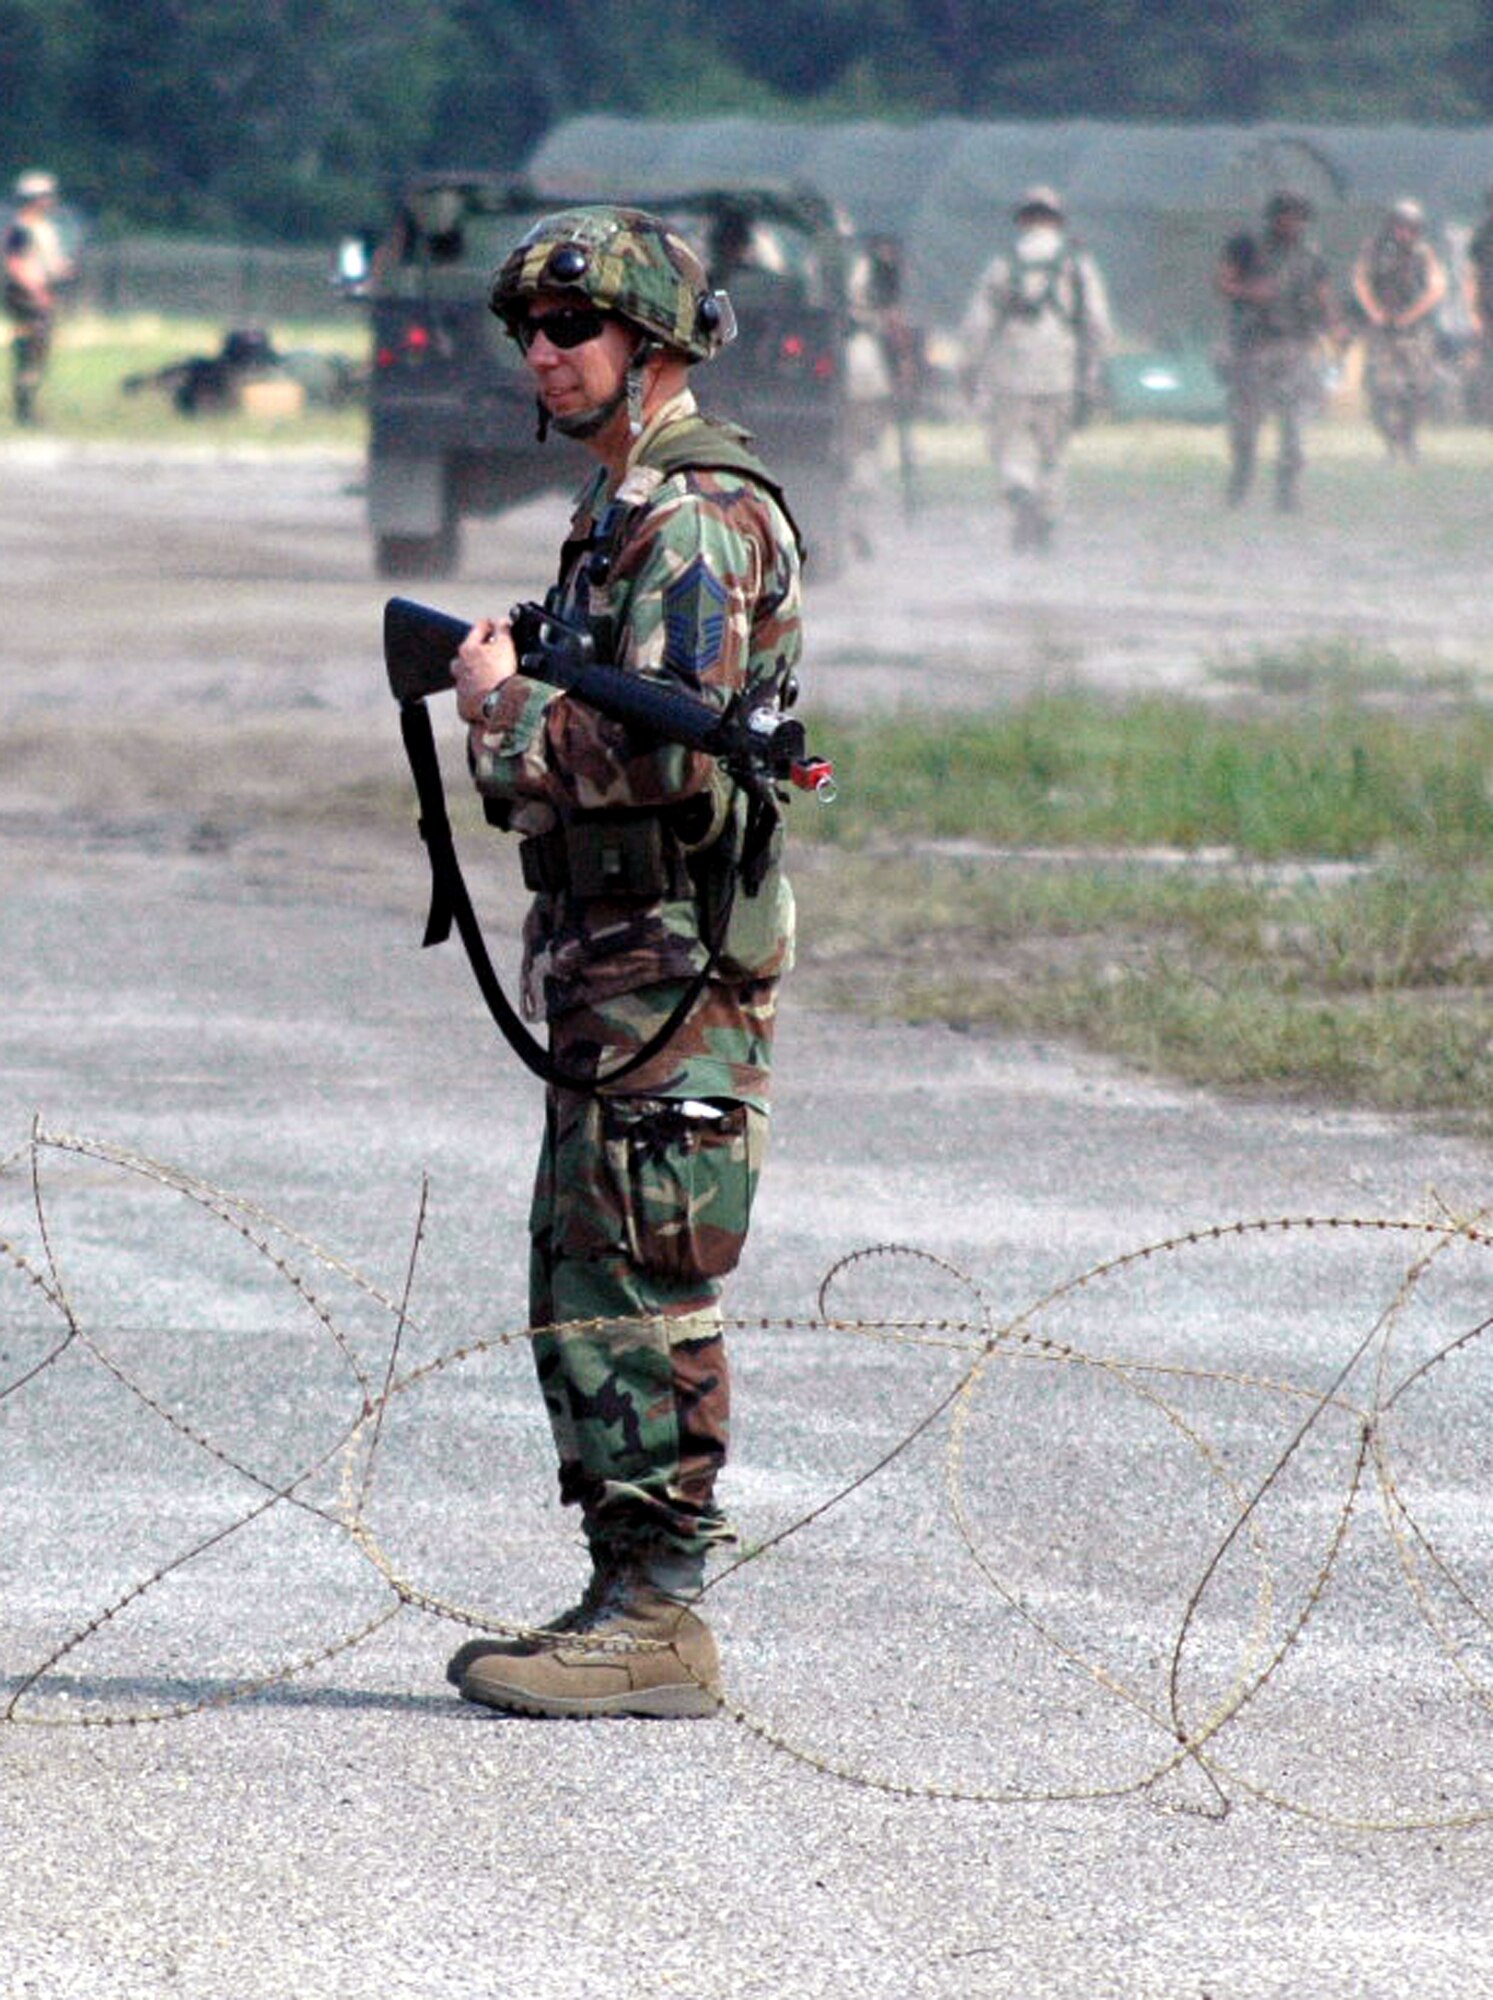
[623,341,655,436]
[550,380,628,440]
[538,333,656,442]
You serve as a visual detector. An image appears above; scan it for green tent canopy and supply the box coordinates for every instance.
[526,115,1493,346]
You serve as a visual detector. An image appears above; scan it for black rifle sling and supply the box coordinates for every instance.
[398,695,734,1093]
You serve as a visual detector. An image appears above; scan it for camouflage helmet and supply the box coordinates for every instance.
[489,205,734,363]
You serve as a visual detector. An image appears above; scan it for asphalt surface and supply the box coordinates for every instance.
[3,439,1493,1999]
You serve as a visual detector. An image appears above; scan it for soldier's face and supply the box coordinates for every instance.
[520,288,637,426]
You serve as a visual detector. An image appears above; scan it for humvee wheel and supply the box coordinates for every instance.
[374,519,460,580]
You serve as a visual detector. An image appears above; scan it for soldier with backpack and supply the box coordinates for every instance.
[961,186,1112,551]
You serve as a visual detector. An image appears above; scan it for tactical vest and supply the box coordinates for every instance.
[1364,235,1435,319]
[518,414,802,916]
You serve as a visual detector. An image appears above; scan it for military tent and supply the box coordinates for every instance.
[526,116,1493,347]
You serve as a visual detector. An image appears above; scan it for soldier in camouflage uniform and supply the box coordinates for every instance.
[443,206,802,1718]
[1351,199,1447,461]
[4,170,73,426]
[1215,191,1338,512]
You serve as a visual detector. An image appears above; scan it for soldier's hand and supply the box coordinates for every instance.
[454,618,518,723]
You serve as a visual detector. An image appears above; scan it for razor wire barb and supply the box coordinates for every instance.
[2,1121,1492,1831]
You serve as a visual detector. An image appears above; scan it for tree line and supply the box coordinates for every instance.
[5,0,1492,242]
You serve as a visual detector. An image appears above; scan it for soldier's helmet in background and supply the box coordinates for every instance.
[1013,184,1066,221]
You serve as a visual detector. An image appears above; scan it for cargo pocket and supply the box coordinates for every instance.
[601,1096,764,1283]
[718,867,795,982]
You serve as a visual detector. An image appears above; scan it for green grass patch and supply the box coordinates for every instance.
[801,689,1493,862]
[798,846,1493,1124]
[794,685,1493,1130]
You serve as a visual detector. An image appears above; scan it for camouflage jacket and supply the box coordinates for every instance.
[470,388,801,1101]
[1357,232,1440,321]
[1229,235,1332,347]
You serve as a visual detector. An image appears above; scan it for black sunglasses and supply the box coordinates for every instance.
[512,305,610,353]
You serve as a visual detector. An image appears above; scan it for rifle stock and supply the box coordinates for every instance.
[383,597,473,704]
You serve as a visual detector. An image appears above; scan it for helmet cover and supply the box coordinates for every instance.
[490,204,732,362]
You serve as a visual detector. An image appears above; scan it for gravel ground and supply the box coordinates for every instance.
[2,433,1492,1999]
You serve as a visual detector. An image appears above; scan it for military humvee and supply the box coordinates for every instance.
[343,173,855,579]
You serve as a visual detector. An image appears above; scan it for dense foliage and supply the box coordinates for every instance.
[6,0,1493,240]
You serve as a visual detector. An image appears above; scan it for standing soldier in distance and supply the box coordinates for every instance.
[442,206,803,1719]
[960,185,1112,552]
[1352,198,1447,461]
[1215,190,1338,513]
[4,170,74,426]
[1462,187,1493,421]
[843,233,923,549]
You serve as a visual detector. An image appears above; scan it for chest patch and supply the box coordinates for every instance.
[662,556,729,683]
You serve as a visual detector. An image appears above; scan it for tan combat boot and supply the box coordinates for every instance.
[456,1572,723,1720]
[444,1571,611,1686]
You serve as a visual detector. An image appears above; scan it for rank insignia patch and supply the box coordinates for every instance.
[662,558,729,683]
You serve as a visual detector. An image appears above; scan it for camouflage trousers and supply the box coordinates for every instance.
[1363,325,1437,453]
[528,1083,768,1565]
[10,311,53,423]
[1225,337,1322,505]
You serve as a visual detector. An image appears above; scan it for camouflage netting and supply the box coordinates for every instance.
[526,116,1493,346]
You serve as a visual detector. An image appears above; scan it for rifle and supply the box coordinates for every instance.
[384,594,833,1090]
[384,594,835,803]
